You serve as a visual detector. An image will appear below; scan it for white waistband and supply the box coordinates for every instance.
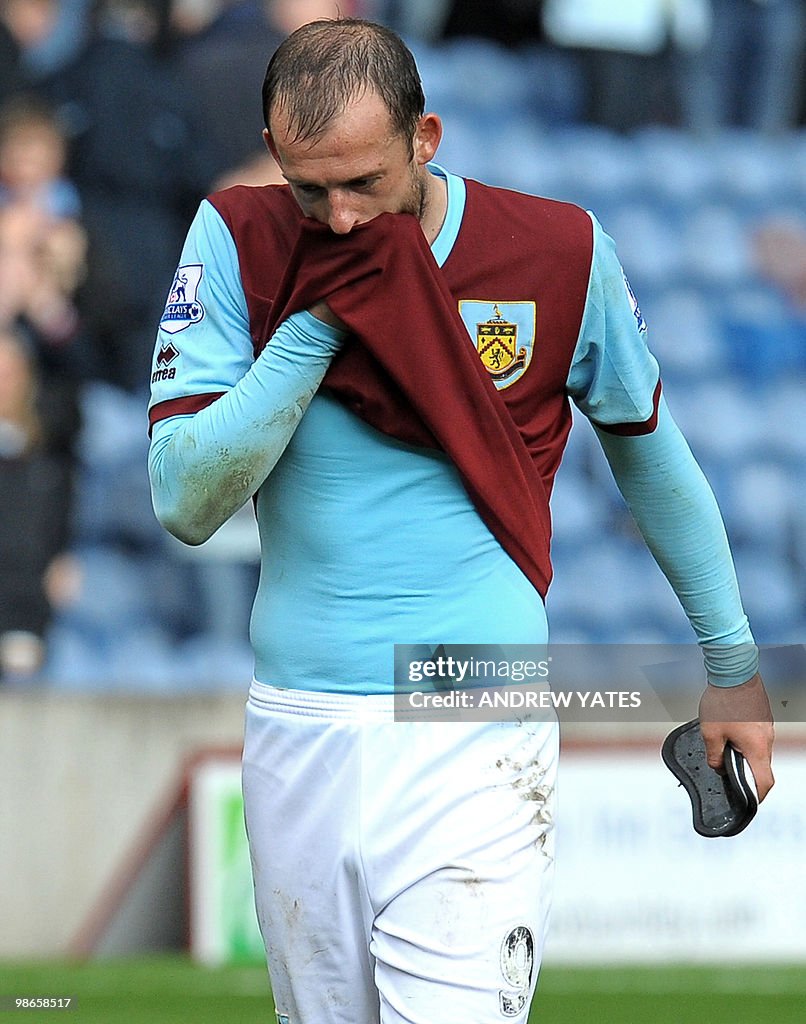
[248,679,396,721]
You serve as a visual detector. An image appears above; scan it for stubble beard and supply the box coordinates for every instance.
[401,163,428,224]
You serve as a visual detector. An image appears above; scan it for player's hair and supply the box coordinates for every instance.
[262,19,426,150]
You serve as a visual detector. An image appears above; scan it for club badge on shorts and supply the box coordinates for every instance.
[160,263,205,334]
[459,300,536,389]
[499,924,535,1017]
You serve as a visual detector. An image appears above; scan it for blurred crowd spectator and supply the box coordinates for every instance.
[0,0,802,686]
[680,0,806,136]
[754,216,806,309]
[0,94,80,216]
[0,327,77,680]
[0,94,85,680]
[373,0,806,135]
[44,0,218,392]
[172,0,349,189]
[0,94,86,485]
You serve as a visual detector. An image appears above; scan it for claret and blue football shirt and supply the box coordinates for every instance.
[149,167,756,692]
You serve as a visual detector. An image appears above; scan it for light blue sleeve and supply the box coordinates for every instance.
[566,212,659,429]
[593,399,758,687]
[149,199,255,410]
[149,306,345,546]
[566,212,756,685]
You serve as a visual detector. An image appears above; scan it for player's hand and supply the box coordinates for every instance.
[308,300,346,330]
[698,673,775,801]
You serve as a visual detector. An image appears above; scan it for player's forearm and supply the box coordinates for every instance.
[149,311,344,545]
[593,398,758,686]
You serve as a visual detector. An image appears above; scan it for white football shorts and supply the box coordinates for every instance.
[243,680,559,1024]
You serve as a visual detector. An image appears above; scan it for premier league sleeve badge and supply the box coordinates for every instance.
[160,264,206,334]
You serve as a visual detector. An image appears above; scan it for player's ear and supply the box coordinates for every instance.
[412,113,442,167]
[263,128,280,163]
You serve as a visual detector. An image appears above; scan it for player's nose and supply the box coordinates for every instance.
[326,192,360,235]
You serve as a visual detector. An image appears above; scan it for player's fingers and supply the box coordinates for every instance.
[308,300,346,329]
[701,729,775,801]
[717,722,775,803]
[747,757,775,802]
[701,734,727,775]
[736,730,775,803]
[731,722,775,801]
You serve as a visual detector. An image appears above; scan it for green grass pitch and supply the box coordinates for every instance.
[1,957,805,1023]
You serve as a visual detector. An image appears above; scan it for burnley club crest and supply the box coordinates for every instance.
[459,300,536,389]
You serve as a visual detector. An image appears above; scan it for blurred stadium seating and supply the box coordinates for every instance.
[39,38,806,689]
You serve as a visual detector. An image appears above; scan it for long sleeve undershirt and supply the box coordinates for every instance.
[594,399,757,686]
[149,310,345,545]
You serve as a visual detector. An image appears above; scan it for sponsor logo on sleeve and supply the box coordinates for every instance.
[152,340,180,384]
[622,271,647,334]
[160,263,205,334]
